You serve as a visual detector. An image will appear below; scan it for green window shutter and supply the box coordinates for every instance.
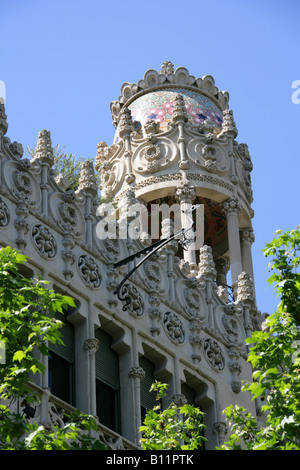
[139,356,157,410]
[95,329,119,390]
[49,311,74,363]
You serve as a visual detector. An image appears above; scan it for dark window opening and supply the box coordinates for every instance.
[96,380,120,433]
[48,352,74,405]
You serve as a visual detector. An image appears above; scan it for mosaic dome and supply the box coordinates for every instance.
[113,88,223,143]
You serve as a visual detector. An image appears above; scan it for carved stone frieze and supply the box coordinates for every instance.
[32,224,57,259]
[77,254,102,288]
[163,311,185,345]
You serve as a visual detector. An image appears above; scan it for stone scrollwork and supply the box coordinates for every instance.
[184,287,204,320]
[203,338,225,371]
[58,191,80,236]
[0,197,9,227]
[120,283,144,317]
[12,160,34,203]
[32,224,57,259]
[163,311,185,345]
[77,254,102,288]
[132,137,177,175]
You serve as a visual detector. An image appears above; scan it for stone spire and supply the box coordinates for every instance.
[198,245,217,280]
[77,160,98,197]
[35,129,54,166]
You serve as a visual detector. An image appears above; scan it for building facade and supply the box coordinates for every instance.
[0,62,263,449]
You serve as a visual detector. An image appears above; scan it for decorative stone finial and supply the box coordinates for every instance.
[172,94,188,123]
[35,129,54,166]
[159,61,175,75]
[198,245,217,279]
[118,108,133,138]
[236,272,255,304]
[77,160,98,197]
[221,109,238,138]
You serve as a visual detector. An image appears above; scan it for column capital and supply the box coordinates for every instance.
[175,180,196,204]
[240,228,255,244]
[221,197,241,217]
[128,366,145,381]
[83,337,99,353]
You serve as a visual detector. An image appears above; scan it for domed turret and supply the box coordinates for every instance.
[96,61,255,295]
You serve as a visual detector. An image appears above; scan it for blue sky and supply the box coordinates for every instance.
[0,0,299,316]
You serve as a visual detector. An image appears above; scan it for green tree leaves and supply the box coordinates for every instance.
[219,227,300,450]
[140,381,206,450]
[0,246,106,450]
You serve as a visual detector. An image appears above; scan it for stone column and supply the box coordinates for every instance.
[35,129,54,219]
[222,198,243,292]
[83,337,99,416]
[215,256,230,286]
[128,365,145,445]
[198,245,217,330]
[175,180,197,274]
[76,160,98,250]
[240,228,255,282]
[118,108,134,184]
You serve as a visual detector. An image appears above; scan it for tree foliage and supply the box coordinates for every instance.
[0,246,106,450]
[219,227,300,450]
[26,144,85,191]
[140,381,206,450]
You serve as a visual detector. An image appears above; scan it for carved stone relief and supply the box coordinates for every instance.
[186,137,230,174]
[132,137,177,174]
[203,338,225,371]
[163,311,185,345]
[120,283,144,317]
[32,224,57,259]
[77,254,102,288]
[0,197,9,227]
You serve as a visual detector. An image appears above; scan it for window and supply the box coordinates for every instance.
[139,356,158,423]
[95,329,120,433]
[48,311,75,405]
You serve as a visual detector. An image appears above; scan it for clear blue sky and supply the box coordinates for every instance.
[0,0,299,316]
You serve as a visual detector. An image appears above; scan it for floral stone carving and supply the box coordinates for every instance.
[0,197,9,227]
[163,311,185,345]
[120,283,144,317]
[32,224,57,259]
[78,254,101,288]
[203,338,225,371]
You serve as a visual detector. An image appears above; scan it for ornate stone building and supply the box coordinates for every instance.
[0,62,263,449]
